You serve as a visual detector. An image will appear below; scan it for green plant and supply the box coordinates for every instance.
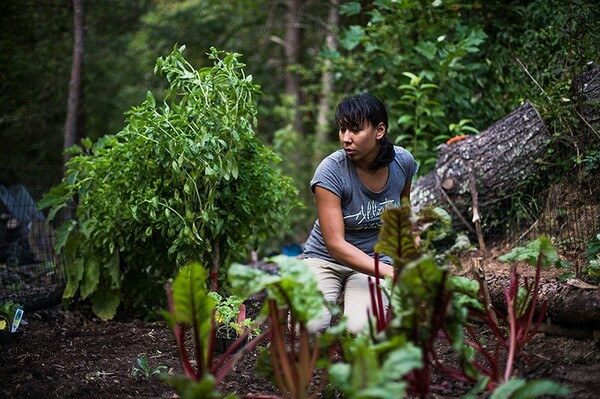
[228,255,326,399]
[223,208,570,399]
[0,301,21,319]
[329,0,489,174]
[39,46,299,320]
[207,292,257,339]
[373,206,481,397]
[581,233,600,284]
[131,355,167,380]
[358,206,568,398]
[448,119,479,137]
[326,332,421,399]
[395,72,446,172]
[163,262,266,398]
[446,237,566,395]
[586,233,600,260]
[581,257,600,284]
[0,301,23,332]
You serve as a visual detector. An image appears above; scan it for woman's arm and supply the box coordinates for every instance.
[401,180,412,202]
[314,186,394,278]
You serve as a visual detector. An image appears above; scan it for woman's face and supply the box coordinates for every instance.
[339,121,386,166]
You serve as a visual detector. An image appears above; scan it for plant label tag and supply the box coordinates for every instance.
[11,309,23,333]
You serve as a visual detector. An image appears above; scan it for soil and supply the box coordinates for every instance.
[1,258,599,399]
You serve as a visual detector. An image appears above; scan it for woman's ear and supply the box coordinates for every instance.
[375,122,386,139]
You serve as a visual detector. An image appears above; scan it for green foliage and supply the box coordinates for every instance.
[498,236,559,269]
[207,292,257,339]
[367,208,568,397]
[39,46,299,320]
[163,262,260,398]
[586,233,600,261]
[582,233,600,284]
[327,334,420,399]
[0,301,23,332]
[490,378,569,399]
[329,0,489,173]
[458,237,569,393]
[163,262,214,380]
[0,301,22,320]
[131,355,167,380]
[316,206,465,396]
[221,211,569,398]
[395,72,446,171]
[228,255,324,324]
[323,0,600,180]
[582,257,600,285]
[228,256,326,398]
[478,0,600,181]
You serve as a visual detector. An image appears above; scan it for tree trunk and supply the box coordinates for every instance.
[411,101,550,230]
[284,0,303,135]
[313,0,339,168]
[484,274,600,331]
[573,62,600,127]
[63,0,84,167]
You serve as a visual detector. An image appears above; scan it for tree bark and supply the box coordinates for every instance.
[63,0,84,167]
[484,274,600,331]
[284,0,303,135]
[573,62,600,127]
[313,0,339,168]
[411,101,550,229]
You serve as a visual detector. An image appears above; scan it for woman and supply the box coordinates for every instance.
[302,93,418,334]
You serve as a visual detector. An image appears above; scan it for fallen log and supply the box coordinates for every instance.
[573,62,600,127]
[484,274,600,331]
[411,101,551,231]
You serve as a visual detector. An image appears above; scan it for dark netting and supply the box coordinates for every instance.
[0,184,65,310]
[505,176,600,262]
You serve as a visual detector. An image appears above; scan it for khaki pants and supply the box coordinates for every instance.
[304,257,389,334]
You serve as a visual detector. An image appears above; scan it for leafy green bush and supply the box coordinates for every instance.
[40,46,299,320]
[324,0,600,178]
[329,0,488,174]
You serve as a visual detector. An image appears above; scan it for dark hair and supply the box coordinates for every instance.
[335,93,395,170]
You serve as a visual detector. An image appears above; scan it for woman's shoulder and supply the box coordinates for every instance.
[318,149,347,169]
[325,149,347,162]
[392,145,419,174]
[392,145,416,162]
[393,145,411,156]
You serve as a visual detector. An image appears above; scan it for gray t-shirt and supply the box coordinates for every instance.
[303,146,418,264]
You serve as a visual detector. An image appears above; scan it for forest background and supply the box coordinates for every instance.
[1,0,599,256]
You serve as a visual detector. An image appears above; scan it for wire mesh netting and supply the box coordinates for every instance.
[487,174,599,264]
[0,184,65,310]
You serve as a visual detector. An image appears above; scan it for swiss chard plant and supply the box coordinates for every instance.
[131,355,167,380]
[163,262,266,399]
[228,255,326,399]
[333,205,569,398]
[39,46,299,319]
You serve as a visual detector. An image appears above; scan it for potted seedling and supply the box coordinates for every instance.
[0,301,24,344]
[208,292,257,353]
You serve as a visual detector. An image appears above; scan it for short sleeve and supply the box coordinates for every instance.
[310,156,344,198]
[395,146,419,180]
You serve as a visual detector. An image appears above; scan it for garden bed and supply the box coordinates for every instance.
[0,290,598,398]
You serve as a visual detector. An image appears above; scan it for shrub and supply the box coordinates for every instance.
[40,46,299,319]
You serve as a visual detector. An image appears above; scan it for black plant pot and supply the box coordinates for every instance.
[214,335,249,354]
